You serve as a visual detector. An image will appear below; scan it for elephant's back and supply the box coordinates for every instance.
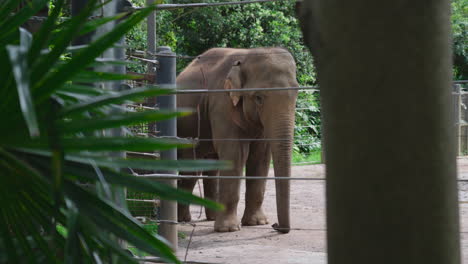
[176,48,238,109]
[178,48,240,88]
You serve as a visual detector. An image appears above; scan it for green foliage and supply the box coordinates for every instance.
[292,149,322,165]
[128,0,321,154]
[125,0,468,158]
[452,0,468,80]
[294,91,321,153]
[156,0,315,83]
[127,223,158,257]
[0,1,227,263]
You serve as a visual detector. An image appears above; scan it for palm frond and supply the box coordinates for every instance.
[0,1,227,263]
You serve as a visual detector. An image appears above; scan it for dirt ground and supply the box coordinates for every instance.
[175,159,468,264]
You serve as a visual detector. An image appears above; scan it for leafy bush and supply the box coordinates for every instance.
[0,1,226,263]
[452,0,468,80]
[127,0,467,158]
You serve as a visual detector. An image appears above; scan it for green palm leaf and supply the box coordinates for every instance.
[59,110,192,133]
[7,28,39,137]
[0,1,226,263]
[59,86,172,117]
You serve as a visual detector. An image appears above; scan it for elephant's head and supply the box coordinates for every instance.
[223,49,299,233]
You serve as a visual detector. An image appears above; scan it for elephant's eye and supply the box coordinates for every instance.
[255,95,264,105]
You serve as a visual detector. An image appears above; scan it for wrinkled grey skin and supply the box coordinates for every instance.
[177,48,298,233]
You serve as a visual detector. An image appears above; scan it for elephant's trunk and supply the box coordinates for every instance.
[268,113,295,234]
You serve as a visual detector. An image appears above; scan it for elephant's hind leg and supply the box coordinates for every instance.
[203,170,219,221]
[177,175,197,222]
[242,141,271,226]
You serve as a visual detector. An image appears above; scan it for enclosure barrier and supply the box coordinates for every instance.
[23,0,466,262]
[125,62,467,262]
[453,82,468,155]
[117,0,468,261]
[155,46,178,250]
[127,45,468,263]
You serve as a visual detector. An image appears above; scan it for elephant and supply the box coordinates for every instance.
[176,47,298,233]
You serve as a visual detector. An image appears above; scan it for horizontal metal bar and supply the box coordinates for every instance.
[130,50,304,60]
[121,134,319,145]
[126,198,157,203]
[126,103,317,112]
[295,107,319,111]
[159,51,293,59]
[292,161,321,165]
[135,256,219,264]
[134,173,324,180]
[28,15,102,22]
[295,125,318,129]
[196,138,318,142]
[131,173,468,183]
[144,218,327,232]
[127,55,158,64]
[134,0,285,11]
[174,86,320,94]
[129,50,197,60]
[196,138,287,141]
[155,53,197,59]
[126,151,160,158]
[175,86,318,93]
[125,104,159,110]
[131,135,317,143]
[135,132,159,137]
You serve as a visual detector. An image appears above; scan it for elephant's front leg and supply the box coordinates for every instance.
[214,142,249,232]
[242,141,271,226]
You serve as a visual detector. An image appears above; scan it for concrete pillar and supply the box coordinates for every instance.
[298,1,461,263]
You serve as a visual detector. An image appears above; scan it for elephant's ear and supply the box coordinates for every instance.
[224,60,242,106]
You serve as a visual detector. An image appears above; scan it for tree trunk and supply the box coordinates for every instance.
[298,1,461,264]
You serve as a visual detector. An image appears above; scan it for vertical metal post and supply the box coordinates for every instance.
[94,0,127,203]
[71,0,91,45]
[94,0,127,248]
[110,1,128,209]
[320,111,326,164]
[146,0,157,133]
[147,0,156,71]
[454,84,461,155]
[72,0,128,249]
[156,46,177,251]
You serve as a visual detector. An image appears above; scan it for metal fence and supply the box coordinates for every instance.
[126,48,468,260]
[120,0,468,261]
[125,49,324,259]
[453,81,468,155]
[24,0,466,262]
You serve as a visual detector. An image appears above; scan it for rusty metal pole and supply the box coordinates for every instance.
[156,46,178,251]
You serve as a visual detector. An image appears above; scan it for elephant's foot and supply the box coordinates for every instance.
[214,214,240,232]
[178,205,192,223]
[205,208,216,221]
[241,210,269,226]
